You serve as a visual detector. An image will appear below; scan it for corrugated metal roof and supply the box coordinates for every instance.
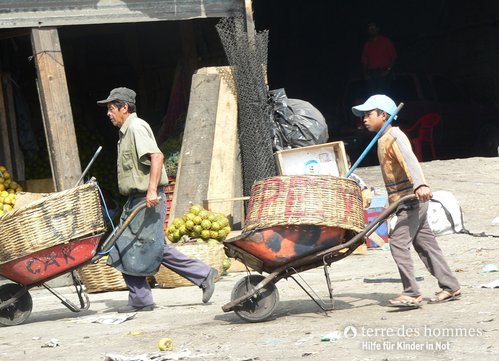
[0,0,243,28]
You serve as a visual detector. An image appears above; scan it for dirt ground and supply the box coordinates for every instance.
[0,157,498,361]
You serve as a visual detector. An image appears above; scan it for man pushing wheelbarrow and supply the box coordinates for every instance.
[97,87,218,313]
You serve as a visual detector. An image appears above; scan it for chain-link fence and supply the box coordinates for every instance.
[216,16,277,196]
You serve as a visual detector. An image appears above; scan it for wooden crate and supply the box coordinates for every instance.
[274,141,348,177]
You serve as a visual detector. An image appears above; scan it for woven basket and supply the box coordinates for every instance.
[77,257,128,293]
[155,242,225,288]
[243,175,364,233]
[0,183,106,264]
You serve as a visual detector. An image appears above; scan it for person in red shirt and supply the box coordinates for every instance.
[361,22,397,94]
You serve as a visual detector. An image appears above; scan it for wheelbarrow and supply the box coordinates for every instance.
[0,197,147,326]
[222,195,416,322]
[0,147,150,326]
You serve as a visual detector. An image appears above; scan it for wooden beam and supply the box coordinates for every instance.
[2,74,25,181]
[0,0,245,28]
[244,0,267,86]
[0,77,13,173]
[31,27,81,191]
[169,67,243,228]
[204,67,240,219]
[244,0,256,47]
[169,71,219,222]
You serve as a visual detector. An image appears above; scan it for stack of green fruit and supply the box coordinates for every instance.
[0,165,22,215]
[165,204,231,245]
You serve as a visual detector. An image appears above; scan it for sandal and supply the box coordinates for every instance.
[387,294,423,308]
[428,288,462,304]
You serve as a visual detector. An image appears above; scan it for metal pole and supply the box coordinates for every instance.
[74,146,102,187]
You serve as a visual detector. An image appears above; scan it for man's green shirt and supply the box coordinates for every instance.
[117,113,168,195]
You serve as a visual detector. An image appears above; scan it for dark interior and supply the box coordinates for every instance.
[253,0,499,162]
[0,1,498,198]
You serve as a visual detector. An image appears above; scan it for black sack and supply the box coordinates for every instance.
[270,88,329,150]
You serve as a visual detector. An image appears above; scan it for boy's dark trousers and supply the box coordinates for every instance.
[389,201,460,296]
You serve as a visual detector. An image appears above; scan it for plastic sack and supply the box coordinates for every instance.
[427,191,465,235]
[389,190,465,236]
[270,88,329,150]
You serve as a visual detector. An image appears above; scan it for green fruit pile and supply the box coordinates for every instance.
[165,204,231,244]
[0,165,22,215]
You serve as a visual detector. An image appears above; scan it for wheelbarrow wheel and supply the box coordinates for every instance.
[231,274,279,322]
[0,283,33,326]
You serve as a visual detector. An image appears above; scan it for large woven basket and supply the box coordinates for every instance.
[0,183,106,264]
[77,257,128,293]
[243,175,364,233]
[155,242,225,288]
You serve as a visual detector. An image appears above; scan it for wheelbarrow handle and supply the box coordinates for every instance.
[360,194,417,239]
[91,199,148,262]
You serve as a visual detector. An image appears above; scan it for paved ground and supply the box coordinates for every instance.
[0,157,498,361]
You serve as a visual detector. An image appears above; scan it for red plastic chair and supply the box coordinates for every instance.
[403,112,441,161]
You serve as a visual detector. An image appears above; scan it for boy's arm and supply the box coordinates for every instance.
[391,129,431,201]
[414,185,432,202]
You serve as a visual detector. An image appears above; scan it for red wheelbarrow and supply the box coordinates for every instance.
[0,197,146,326]
[222,195,415,322]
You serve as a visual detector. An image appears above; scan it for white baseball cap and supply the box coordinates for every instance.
[352,94,397,118]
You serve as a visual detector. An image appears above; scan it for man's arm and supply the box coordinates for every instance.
[146,152,164,208]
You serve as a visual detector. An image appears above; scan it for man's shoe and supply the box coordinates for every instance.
[201,268,218,303]
[117,304,154,313]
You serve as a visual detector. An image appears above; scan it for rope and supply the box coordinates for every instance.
[96,183,117,256]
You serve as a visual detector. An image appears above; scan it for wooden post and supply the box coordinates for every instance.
[0,78,13,173]
[31,28,81,191]
[2,74,25,181]
[169,67,243,228]
[204,67,240,218]
[244,0,256,47]
[244,0,268,88]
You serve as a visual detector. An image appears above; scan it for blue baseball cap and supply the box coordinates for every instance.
[352,94,397,118]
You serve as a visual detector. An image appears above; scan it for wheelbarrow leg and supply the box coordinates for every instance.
[324,263,334,302]
[41,271,90,312]
[287,266,334,314]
